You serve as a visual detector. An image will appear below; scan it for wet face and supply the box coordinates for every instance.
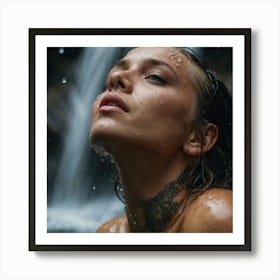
[90,47,196,157]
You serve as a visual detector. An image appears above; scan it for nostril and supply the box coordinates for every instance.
[108,82,113,92]
[118,81,125,89]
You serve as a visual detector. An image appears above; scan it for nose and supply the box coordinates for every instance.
[108,70,133,94]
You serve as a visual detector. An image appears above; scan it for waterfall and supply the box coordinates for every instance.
[47,48,130,233]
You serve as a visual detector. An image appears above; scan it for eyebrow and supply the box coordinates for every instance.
[112,57,178,78]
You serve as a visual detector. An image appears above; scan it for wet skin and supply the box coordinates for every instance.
[90,47,232,233]
[90,47,196,159]
[97,188,232,233]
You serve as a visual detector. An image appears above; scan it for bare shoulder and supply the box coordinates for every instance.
[96,215,130,233]
[182,188,232,233]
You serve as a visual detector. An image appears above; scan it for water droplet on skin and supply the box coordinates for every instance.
[177,58,182,63]
[61,77,67,84]
[58,47,64,54]
[167,52,174,58]
[175,64,180,67]
[160,100,163,106]
[93,143,109,157]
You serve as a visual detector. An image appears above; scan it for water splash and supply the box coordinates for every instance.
[61,77,67,84]
[47,48,131,232]
[58,47,64,54]
[47,196,124,232]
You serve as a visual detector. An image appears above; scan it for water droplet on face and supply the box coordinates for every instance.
[167,52,174,58]
[58,47,64,54]
[177,58,182,63]
[160,100,163,106]
[61,77,67,84]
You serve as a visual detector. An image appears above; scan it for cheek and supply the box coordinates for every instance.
[136,93,194,141]
[92,95,102,110]
[142,93,194,125]
[89,97,104,137]
[90,95,103,120]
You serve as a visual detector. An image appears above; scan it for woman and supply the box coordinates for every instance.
[89,47,232,233]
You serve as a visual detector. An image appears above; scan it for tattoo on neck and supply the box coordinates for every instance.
[140,183,179,232]
[140,166,190,232]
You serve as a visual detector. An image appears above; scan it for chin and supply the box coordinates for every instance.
[89,123,111,147]
[89,120,125,152]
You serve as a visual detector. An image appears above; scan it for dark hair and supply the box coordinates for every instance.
[114,47,232,203]
[177,48,232,198]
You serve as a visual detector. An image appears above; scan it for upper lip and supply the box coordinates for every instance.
[99,94,129,112]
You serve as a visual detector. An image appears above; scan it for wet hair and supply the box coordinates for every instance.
[176,48,232,198]
[114,47,232,203]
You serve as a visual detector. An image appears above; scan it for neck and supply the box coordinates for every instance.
[111,145,191,232]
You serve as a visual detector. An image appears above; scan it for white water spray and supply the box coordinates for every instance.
[47,48,129,232]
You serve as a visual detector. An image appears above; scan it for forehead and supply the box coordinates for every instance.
[126,47,180,57]
[124,47,191,77]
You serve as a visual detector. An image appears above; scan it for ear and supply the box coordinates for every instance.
[183,123,218,156]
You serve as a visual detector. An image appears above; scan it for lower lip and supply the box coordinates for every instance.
[99,105,126,113]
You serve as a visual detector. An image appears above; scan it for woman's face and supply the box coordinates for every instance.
[90,47,196,157]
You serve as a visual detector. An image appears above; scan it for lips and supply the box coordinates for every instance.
[99,94,129,113]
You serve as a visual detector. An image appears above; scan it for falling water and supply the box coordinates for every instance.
[47,48,131,233]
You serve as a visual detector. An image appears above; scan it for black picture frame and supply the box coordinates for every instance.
[29,28,251,251]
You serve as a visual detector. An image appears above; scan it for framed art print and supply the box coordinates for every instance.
[29,28,251,251]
